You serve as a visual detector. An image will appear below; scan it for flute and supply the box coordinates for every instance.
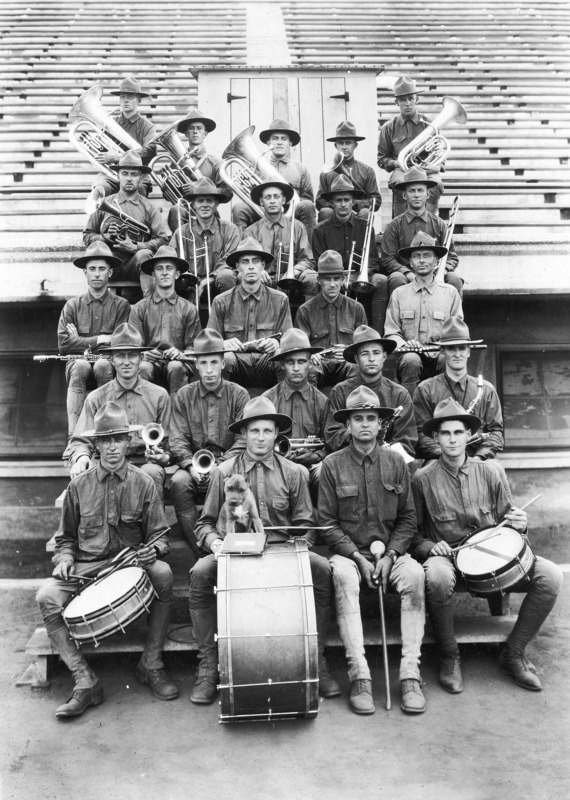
[393,343,487,354]
[34,349,109,363]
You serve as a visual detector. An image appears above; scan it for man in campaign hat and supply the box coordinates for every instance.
[317,121,381,221]
[84,151,170,296]
[169,328,249,558]
[377,75,444,217]
[411,399,562,694]
[37,401,179,719]
[58,241,130,436]
[319,386,426,715]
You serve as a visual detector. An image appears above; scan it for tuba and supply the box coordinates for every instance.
[397,96,468,172]
[148,120,203,204]
[68,85,141,179]
[219,126,299,216]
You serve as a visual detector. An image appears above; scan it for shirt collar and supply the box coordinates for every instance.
[152,291,177,305]
[412,278,436,293]
[198,379,224,398]
[282,380,311,401]
[116,190,141,205]
[270,155,290,165]
[195,215,219,235]
[440,455,470,478]
[96,460,129,482]
[86,289,110,305]
[117,111,141,125]
[398,112,421,125]
[332,215,354,228]
[238,284,262,302]
[348,441,380,465]
[113,376,144,397]
[261,215,286,230]
[243,450,276,471]
[404,208,429,223]
[317,292,343,309]
[445,371,469,391]
[192,144,208,158]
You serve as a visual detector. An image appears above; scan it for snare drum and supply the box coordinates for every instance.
[63,566,156,646]
[454,525,535,596]
[216,539,319,723]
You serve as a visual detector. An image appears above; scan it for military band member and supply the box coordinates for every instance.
[58,241,130,436]
[128,246,201,398]
[324,325,417,458]
[189,396,338,704]
[380,166,461,296]
[231,119,317,243]
[319,386,426,715]
[312,174,389,334]
[414,317,504,462]
[207,237,292,388]
[169,177,238,302]
[92,76,156,198]
[384,231,463,397]
[65,324,171,501]
[83,151,170,296]
[316,121,381,222]
[169,329,249,557]
[411,399,562,693]
[244,180,318,303]
[295,250,364,387]
[377,75,444,217]
[37,402,178,718]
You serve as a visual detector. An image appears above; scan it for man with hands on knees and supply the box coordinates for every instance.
[37,402,178,719]
[319,386,426,716]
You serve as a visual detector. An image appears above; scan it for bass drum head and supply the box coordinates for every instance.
[455,526,523,578]
[64,566,146,620]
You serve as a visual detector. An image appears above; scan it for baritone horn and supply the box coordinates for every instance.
[219,125,299,217]
[85,186,150,242]
[148,119,203,204]
[192,449,215,477]
[142,423,165,454]
[397,96,468,172]
[68,85,141,179]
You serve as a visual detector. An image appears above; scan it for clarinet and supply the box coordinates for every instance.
[33,348,108,363]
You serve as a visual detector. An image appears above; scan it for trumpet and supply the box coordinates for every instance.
[191,449,215,477]
[274,435,325,458]
[397,96,468,172]
[85,186,150,242]
[148,120,202,204]
[141,423,164,454]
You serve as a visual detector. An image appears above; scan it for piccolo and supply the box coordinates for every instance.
[33,349,109,363]
[394,343,487,354]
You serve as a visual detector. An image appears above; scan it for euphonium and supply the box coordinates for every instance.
[397,96,468,172]
[68,85,141,179]
[219,125,299,217]
[85,186,150,241]
[192,449,215,476]
[141,423,165,453]
[148,120,202,204]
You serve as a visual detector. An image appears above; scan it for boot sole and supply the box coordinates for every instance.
[400,702,426,714]
[135,669,180,701]
[320,687,342,698]
[190,693,218,705]
[55,692,104,718]
[349,704,376,715]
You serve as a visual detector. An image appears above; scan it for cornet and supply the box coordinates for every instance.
[274,435,324,458]
[141,423,165,454]
[191,449,215,477]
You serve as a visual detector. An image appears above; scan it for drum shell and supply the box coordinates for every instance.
[216,539,319,723]
[63,566,155,644]
[454,525,535,596]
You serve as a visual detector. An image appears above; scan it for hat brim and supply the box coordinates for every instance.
[250,181,295,207]
[185,347,227,358]
[98,344,153,353]
[182,186,231,204]
[228,412,292,434]
[422,413,481,437]
[321,187,366,201]
[226,247,274,269]
[394,88,424,97]
[140,255,190,275]
[271,344,323,361]
[399,244,448,260]
[326,135,366,142]
[343,337,398,363]
[82,423,144,438]
[436,338,484,347]
[259,129,301,147]
[110,162,152,175]
[177,117,216,134]
[394,177,438,191]
[334,406,395,423]
[74,253,122,270]
[110,90,150,98]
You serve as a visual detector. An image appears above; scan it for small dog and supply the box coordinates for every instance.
[217,474,264,535]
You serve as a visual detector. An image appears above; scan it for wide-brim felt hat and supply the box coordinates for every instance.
[393,166,438,191]
[110,76,150,98]
[394,75,424,97]
[82,401,144,439]
[327,121,365,142]
[343,324,398,363]
[317,250,344,275]
[188,328,227,356]
[140,245,192,276]
[259,119,301,147]
[434,316,484,347]
[109,150,152,175]
[177,108,217,134]
[250,180,295,207]
[182,176,231,204]
[74,240,122,270]
[422,398,481,437]
[98,322,153,353]
[399,231,448,261]
[333,386,395,423]
[226,236,274,269]
[228,396,292,434]
[321,173,366,201]
[270,328,323,361]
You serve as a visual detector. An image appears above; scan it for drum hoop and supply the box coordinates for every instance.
[63,567,150,622]
[454,526,528,579]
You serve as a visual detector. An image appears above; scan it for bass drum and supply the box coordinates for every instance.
[216,538,319,723]
[454,524,535,596]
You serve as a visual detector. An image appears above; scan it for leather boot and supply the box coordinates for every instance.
[499,645,542,691]
[315,605,341,698]
[178,507,200,560]
[439,653,463,694]
[138,600,179,700]
[189,606,219,704]
[400,679,426,713]
[349,679,375,715]
[428,602,462,692]
[49,626,103,719]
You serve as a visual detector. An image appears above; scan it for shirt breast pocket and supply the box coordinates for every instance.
[78,515,106,555]
[401,309,416,339]
[311,327,329,345]
[431,511,459,541]
[381,482,403,519]
[272,496,289,512]
[118,512,143,547]
[337,485,359,519]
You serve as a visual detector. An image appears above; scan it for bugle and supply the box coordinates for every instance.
[85,186,150,242]
[192,449,215,476]
[397,96,468,172]
[68,85,141,179]
[148,120,202,204]
[141,423,164,454]
[274,435,325,458]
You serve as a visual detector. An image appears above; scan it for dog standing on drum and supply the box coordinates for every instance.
[218,474,264,535]
[411,398,562,693]
[36,401,179,719]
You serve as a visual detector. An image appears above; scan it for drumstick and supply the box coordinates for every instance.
[262,525,334,531]
[377,584,392,711]
[451,494,542,553]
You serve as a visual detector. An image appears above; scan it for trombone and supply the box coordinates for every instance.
[435,195,460,283]
[276,195,302,293]
[347,198,378,295]
[174,198,211,308]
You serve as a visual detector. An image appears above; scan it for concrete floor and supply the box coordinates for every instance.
[1,576,569,800]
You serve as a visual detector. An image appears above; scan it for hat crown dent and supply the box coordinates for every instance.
[192,327,226,355]
[93,401,130,435]
[107,322,144,349]
[317,249,344,274]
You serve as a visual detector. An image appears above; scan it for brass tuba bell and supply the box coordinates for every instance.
[397,96,468,172]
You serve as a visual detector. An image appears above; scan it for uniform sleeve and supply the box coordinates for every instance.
[413,382,441,459]
[298,164,314,202]
[83,209,106,247]
[315,171,332,211]
[383,291,407,347]
[182,305,202,350]
[294,302,311,337]
[141,203,170,253]
[136,118,158,163]
[213,224,240,273]
[311,224,327,265]
[474,386,504,458]
[57,300,97,353]
[141,476,170,557]
[410,476,438,561]
[389,390,418,457]
[206,296,224,334]
[377,120,398,173]
[169,390,194,468]
[293,220,314,270]
[53,482,81,565]
[65,397,96,462]
[386,461,417,554]
[324,388,351,452]
[221,388,250,461]
[194,466,226,551]
[276,294,293,333]
[380,220,412,278]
